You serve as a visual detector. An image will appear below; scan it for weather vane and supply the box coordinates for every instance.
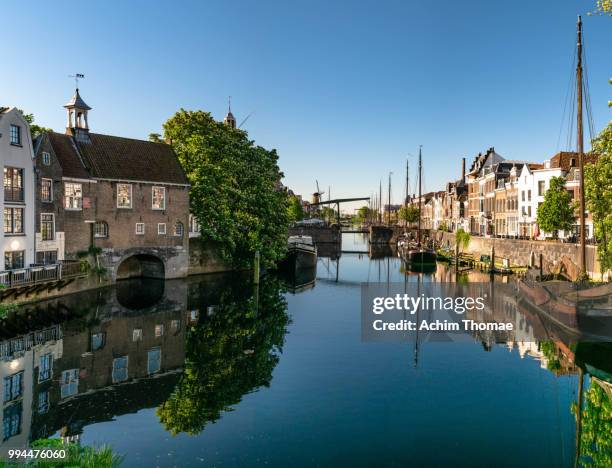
[68,73,85,89]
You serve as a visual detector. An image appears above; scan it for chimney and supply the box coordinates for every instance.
[461,157,466,180]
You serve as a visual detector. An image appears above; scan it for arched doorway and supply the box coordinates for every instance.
[116,254,165,281]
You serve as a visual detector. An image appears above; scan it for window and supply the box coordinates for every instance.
[41,178,53,202]
[3,372,23,402]
[174,221,184,237]
[567,190,574,200]
[521,191,525,202]
[60,369,78,399]
[171,319,181,334]
[64,183,82,210]
[4,167,24,202]
[189,214,199,234]
[112,356,128,383]
[538,181,545,196]
[41,214,55,241]
[41,152,51,166]
[36,250,57,265]
[4,208,24,234]
[9,125,21,146]
[117,184,132,208]
[527,190,531,201]
[39,354,53,382]
[152,186,166,210]
[3,403,22,441]
[155,324,164,337]
[132,329,143,342]
[158,223,166,235]
[4,251,24,270]
[528,206,532,217]
[38,390,49,414]
[94,221,108,238]
[91,332,106,351]
[135,223,145,235]
[147,348,161,375]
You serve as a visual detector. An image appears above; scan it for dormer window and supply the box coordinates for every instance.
[42,152,51,166]
[9,125,21,146]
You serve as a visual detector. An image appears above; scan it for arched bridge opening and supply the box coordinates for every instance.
[116,254,165,281]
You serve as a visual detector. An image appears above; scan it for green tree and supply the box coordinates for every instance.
[398,205,420,225]
[585,128,612,274]
[287,195,304,222]
[536,176,575,238]
[456,228,471,254]
[163,109,289,268]
[573,381,612,466]
[355,205,372,222]
[320,206,337,223]
[157,276,289,436]
[148,132,163,143]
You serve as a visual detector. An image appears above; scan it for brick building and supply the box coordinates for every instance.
[34,89,190,280]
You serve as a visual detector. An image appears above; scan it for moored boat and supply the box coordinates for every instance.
[280,235,317,274]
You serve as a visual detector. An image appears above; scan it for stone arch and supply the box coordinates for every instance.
[116,253,165,281]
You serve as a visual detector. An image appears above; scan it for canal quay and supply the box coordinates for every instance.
[1,232,608,467]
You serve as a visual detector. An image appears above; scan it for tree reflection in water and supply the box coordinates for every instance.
[157,276,290,435]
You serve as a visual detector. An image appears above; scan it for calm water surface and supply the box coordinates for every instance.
[1,234,610,467]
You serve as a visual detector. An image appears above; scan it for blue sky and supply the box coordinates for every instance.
[2,0,610,212]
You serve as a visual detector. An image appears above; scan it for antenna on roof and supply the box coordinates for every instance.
[68,73,85,89]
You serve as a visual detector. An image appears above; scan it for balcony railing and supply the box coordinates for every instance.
[0,261,85,290]
[4,187,24,202]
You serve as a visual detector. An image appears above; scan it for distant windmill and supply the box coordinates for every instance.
[238,110,255,129]
[312,180,326,205]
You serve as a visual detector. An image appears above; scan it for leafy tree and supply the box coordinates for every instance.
[157,276,289,436]
[163,109,289,268]
[148,132,163,143]
[536,176,574,238]
[573,380,612,467]
[585,129,612,274]
[590,0,612,15]
[398,205,420,225]
[456,228,471,254]
[287,195,304,222]
[320,206,337,223]
[355,205,373,222]
[16,109,51,139]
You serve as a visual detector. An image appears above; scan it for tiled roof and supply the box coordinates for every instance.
[47,132,91,179]
[46,131,189,185]
[76,133,188,185]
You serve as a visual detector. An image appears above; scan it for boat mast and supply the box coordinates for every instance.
[576,16,587,279]
[418,146,422,246]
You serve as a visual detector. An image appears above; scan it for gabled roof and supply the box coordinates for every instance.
[44,131,189,185]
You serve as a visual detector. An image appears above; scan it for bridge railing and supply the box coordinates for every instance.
[0,261,85,291]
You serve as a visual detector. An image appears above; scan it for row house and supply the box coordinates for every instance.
[33,89,190,279]
[0,108,36,270]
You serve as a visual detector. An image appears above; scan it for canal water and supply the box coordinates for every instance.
[1,234,609,467]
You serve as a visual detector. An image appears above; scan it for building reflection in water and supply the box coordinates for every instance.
[0,274,289,449]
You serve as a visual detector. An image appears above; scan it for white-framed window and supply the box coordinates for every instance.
[132,329,142,341]
[158,223,166,235]
[41,152,51,166]
[135,223,145,235]
[117,183,132,208]
[147,347,161,375]
[94,221,108,238]
[64,183,82,210]
[3,372,23,402]
[152,186,166,210]
[38,390,49,414]
[38,354,53,382]
[155,324,164,337]
[60,369,78,399]
[41,178,53,202]
[41,213,55,241]
[174,221,184,237]
[91,332,105,351]
[112,356,128,383]
[189,214,200,234]
[9,125,21,146]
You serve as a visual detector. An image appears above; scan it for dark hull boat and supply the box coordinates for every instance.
[280,236,317,276]
[405,247,437,265]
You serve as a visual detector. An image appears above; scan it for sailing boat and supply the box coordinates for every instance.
[402,146,437,267]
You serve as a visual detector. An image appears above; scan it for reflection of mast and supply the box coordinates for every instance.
[574,367,584,468]
[414,274,421,368]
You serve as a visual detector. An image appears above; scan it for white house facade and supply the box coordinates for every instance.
[0,108,36,271]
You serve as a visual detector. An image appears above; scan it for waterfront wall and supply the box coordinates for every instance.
[434,231,603,280]
[288,225,340,244]
[188,238,233,275]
